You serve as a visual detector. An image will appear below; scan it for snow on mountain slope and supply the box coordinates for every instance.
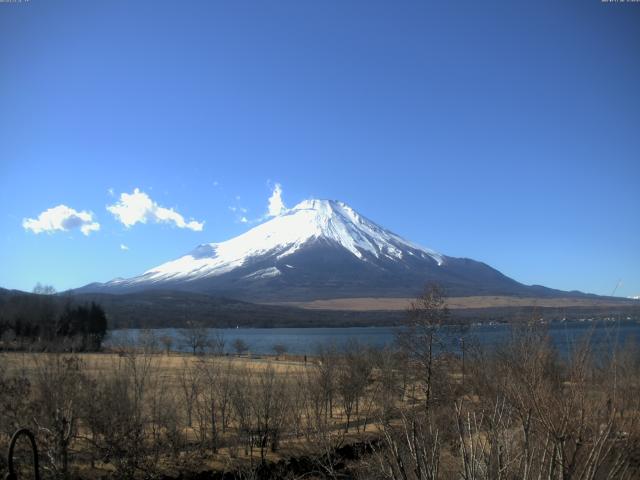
[106,199,443,287]
[78,198,593,302]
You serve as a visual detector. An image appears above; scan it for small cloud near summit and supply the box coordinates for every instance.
[229,204,249,224]
[267,183,287,217]
[107,188,204,231]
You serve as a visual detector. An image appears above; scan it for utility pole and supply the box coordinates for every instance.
[611,279,622,297]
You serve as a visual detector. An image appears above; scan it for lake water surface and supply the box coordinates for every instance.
[107,320,640,356]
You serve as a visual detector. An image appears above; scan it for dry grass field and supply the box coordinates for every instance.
[1,350,309,379]
[0,349,384,479]
[271,295,637,311]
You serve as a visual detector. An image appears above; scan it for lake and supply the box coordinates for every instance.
[106,319,640,356]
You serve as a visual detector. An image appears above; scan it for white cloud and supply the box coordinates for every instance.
[267,183,286,217]
[107,188,204,231]
[107,187,115,197]
[229,204,250,224]
[120,243,129,251]
[23,205,100,236]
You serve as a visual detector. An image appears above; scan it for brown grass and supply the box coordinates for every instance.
[1,351,309,382]
[268,295,635,311]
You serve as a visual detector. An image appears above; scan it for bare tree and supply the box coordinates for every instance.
[208,330,226,356]
[147,372,182,461]
[229,366,253,457]
[374,346,406,422]
[81,350,159,479]
[31,354,85,478]
[194,357,230,452]
[159,334,173,355]
[33,283,57,295]
[139,329,159,353]
[232,338,249,356]
[272,343,287,360]
[178,359,201,429]
[397,283,449,413]
[300,366,347,479]
[215,359,235,435]
[336,341,372,432]
[315,343,338,420]
[370,408,442,480]
[180,321,210,355]
[250,365,290,462]
[229,364,291,464]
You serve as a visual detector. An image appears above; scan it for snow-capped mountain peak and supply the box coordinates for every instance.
[283,199,443,263]
[106,199,443,287]
[79,198,578,302]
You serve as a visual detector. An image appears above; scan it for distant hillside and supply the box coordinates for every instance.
[2,288,638,330]
[69,290,404,328]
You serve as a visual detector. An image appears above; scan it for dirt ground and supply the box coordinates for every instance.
[270,295,637,311]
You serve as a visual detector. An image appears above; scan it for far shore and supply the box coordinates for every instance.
[267,295,639,311]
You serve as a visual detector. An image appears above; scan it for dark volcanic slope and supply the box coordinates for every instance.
[158,243,573,301]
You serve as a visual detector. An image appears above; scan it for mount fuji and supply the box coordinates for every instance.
[78,199,581,302]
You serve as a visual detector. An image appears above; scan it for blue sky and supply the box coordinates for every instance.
[1,0,639,297]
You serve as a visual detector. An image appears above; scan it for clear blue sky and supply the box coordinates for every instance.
[1,0,639,297]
